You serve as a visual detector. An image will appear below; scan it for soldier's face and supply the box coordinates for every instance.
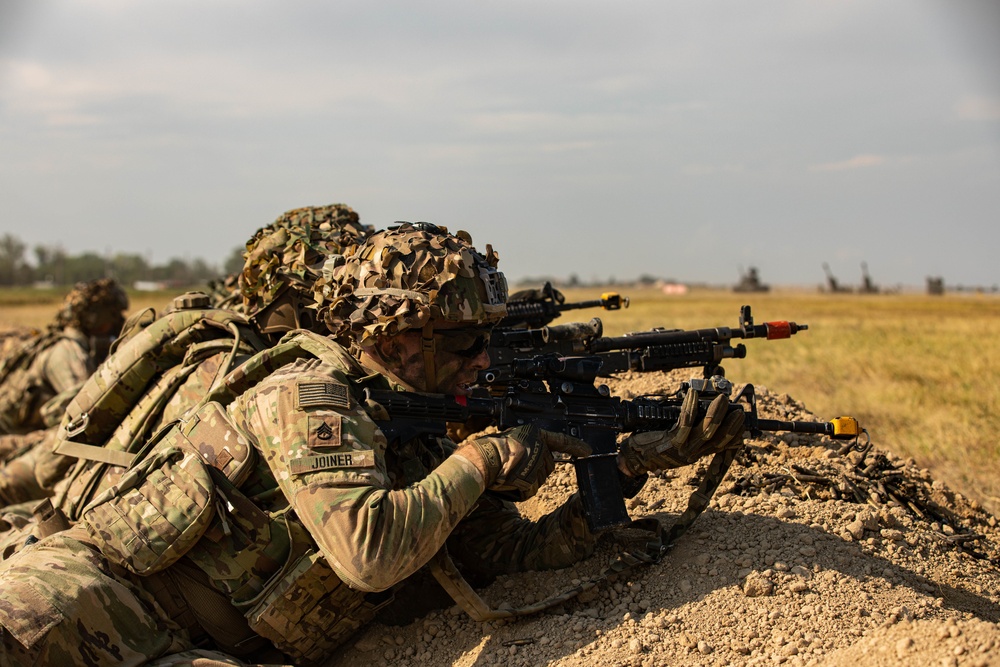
[380,326,492,395]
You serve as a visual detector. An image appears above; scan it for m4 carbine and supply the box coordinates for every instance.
[365,359,864,533]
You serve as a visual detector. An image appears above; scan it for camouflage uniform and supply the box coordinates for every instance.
[0,223,602,666]
[0,205,366,543]
[0,331,599,666]
[0,327,92,437]
[0,278,128,437]
[0,279,129,508]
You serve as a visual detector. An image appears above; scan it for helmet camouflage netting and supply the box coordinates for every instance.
[317,222,508,347]
[239,203,372,319]
[56,278,129,334]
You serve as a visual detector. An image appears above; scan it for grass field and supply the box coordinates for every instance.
[2,285,998,513]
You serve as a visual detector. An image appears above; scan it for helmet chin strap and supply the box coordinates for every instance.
[421,321,439,392]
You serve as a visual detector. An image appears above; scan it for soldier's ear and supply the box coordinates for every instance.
[372,335,399,364]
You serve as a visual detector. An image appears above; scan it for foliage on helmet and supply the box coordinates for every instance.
[238,203,372,318]
[317,222,508,347]
[56,278,129,334]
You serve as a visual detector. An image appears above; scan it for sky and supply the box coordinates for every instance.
[1,0,998,289]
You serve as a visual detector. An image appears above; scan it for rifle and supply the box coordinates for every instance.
[499,281,628,330]
[365,360,864,534]
[483,304,806,384]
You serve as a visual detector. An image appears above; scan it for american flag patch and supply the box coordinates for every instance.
[296,382,350,409]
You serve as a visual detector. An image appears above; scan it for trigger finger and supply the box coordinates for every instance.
[671,388,699,446]
[700,394,730,437]
[538,430,592,458]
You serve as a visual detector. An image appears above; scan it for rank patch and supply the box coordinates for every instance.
[289,451,376,475]
[296,381,350,410]
[307,415,343,449]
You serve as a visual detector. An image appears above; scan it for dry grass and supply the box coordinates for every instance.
[560,286,1000,513]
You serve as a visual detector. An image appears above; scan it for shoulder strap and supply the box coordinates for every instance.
[59,308,255,447]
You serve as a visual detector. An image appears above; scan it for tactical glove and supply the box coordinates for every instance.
[463,424,591,502]
[617,388,745,477]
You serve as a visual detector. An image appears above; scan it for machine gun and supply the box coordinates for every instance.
[499,281,628,330]
[365,357,864,534]
[483,304,806,384]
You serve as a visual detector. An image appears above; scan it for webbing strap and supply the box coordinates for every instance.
[663,447,739,547]
[53,440,136,468]
[420,322,438,393]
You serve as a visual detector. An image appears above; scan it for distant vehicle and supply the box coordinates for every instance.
[859,262,879,294]
[927,276,945,296]
[821,263,852,293]
[733,266,770,293]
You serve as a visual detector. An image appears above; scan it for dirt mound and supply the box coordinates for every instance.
[328,370,1000,667]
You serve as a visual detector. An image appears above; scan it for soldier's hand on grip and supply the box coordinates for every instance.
[617,387,745,477]
[466,424,590,502]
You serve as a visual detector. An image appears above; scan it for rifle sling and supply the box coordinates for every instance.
[53,439,136,468]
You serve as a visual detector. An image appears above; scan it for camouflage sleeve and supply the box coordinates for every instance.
[229,358,487,593]
[38,338,92,395]
[445,491,600,579]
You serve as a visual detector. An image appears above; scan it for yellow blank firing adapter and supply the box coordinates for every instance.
[829,416,863,439]
[600,293,629,310]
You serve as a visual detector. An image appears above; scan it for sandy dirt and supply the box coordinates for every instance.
[327,369,1000,667]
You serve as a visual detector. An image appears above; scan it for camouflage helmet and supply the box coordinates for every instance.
[56,278,129,335]
[239,203,372,334]
[317,221,508,348]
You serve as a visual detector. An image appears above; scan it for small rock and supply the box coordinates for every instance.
[790,565,812,579]
[896,637,914,658]
[353,636,380,652]
[629,638,643,654]
[697,640,713,654]
[743,574,775,597]
[846,520,865,539]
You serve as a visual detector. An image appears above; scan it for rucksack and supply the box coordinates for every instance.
[49,292,271,521]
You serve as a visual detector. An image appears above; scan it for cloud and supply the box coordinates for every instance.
[955,95,1000,121]
[809,154,886,172]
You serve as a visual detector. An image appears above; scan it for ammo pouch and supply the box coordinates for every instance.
[82,445,215,575]
[79,400,256,575]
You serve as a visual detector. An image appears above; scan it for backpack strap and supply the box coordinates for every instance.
[51,441,136,468]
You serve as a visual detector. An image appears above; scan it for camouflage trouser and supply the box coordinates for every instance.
[0,526,195,666]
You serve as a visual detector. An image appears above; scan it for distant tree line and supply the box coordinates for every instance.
[0,233,245,288]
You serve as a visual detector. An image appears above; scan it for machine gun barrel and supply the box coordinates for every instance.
[588,305,806,353]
